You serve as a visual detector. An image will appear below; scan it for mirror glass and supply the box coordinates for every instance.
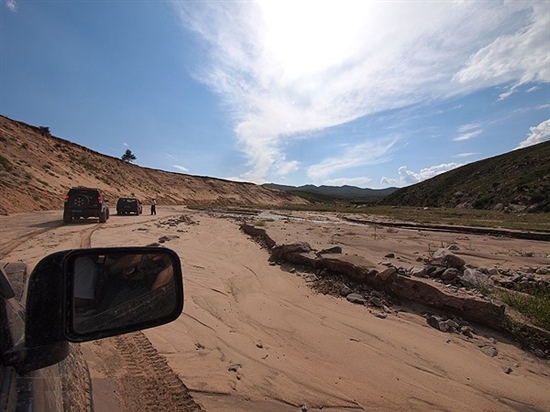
[71,250,179,334]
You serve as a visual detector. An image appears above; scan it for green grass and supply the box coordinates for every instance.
[497,290,550,331]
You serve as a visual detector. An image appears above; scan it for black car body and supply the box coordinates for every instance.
[116,197,143,215]
[63,187,110,223]
[0,263,66,411]
[0,247,184,412]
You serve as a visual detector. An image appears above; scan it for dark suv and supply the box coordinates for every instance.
[63,187,110,223]
[116,197,143,215]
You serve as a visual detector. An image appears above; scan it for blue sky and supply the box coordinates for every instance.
[1,0,549,189]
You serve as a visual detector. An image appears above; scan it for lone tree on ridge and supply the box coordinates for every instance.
[121,149,136,163]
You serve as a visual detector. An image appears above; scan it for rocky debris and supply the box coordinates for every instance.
[239,223,550,358]
[431,248,466,269]
[317,246,343,256]
[495,268,550,293]
[426,314,475,337]
[480,345,498,357]
[156,215,197,228]
[346,293,367,304]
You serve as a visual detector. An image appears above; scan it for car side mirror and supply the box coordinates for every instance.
[67,249,183,341]
[2,247,184,374]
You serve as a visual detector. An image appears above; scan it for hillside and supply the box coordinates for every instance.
[380,141,550,212]
[0,115,309,215]
[263,183,397,202]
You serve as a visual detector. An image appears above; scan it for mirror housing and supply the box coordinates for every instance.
[3,247,184,374]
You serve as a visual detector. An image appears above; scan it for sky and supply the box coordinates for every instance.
[1,0,549,189]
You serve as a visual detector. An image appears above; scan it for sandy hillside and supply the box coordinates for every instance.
[1,207,549,411]
[0,115,308,215]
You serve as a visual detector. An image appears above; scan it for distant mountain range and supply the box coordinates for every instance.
[264,141,550,213]
[263,183,398,202]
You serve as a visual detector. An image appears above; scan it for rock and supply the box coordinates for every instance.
[346,293,366,304]
[379,267,397,279]
[410,266,427,278]
[444,319,459,329]
[441,268,459,281]
[488,267,500,277]
[461,268,493,289]
[369,296,383,308]
[460,326,474,338]
[534,349,545,358]
[480,346,498,357]
[447,244,460,251]
[305,274,318,282]
[375,313,388,319]
[501,366,513,374]
[318,246,342,255]
[385,253,395,258]
[432,248,466,269]
[284,242,313,253]
[339,284,353,296]
[427,315,441,330]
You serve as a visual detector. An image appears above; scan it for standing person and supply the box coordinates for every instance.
[150,198,156,215]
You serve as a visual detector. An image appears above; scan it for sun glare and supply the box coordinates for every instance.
[259,1,369,79]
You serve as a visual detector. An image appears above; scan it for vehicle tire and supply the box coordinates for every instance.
[117,210,121,216]
[99,210,107,223]
[63,212,71,224]
[71,194,89,207]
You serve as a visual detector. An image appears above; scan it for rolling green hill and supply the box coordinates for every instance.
[380,141,550,212]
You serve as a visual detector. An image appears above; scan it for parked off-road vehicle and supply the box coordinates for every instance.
[63,187,110,223]
[117,197,143,215]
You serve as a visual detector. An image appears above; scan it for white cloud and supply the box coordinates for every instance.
[172,165,189,173]
[307,138,396,181]
[455,1,550,97]
[453,152,479,158]
[6,0,16,12]
[381,163,463,187]
[274,159,300,176]
[516,119,550,149]
[174,1,548,183]
[454,123,482,141]
[453,130,482,142]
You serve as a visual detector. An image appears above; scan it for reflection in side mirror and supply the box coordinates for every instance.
[67,248,183,341]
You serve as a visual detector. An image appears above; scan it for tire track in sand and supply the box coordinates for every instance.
[83,218,204,411]
[85,332,205,412]
[0,224,62,259]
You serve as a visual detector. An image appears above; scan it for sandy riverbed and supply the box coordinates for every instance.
[1,206,549,411]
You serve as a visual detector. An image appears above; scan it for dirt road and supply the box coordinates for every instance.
[2,207,549,411]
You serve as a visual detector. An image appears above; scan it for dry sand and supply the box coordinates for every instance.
[1,206,549,411]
